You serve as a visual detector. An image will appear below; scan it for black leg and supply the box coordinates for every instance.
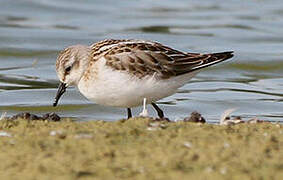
[127,108,132,119]
[151,103,164,118]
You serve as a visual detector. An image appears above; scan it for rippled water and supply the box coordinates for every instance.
[0,0,283,122]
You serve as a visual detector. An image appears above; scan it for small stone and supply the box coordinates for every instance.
[30,114,40,120]
[233,116,242,120]
[9,112,61,121]
[233,119,244,124]
[220,115,244,125]
[10,112,40,120]
[221,119,244,125]
[224,116,231,120]
[247,118,264,124]
[221,120,236,125]
[42,114,49,120]
[42,113,61,122]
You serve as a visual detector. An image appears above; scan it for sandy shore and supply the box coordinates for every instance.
[0,118,282,180]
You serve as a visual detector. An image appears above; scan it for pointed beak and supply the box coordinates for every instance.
[53,82,67,107]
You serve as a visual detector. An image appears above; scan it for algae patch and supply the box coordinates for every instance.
[0,118,282,180]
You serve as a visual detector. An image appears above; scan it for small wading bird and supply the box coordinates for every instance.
[53,39,233,119]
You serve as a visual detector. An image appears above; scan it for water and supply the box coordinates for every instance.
[0,0,283,122]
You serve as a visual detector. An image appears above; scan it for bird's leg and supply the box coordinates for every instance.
[151,103,164,118]
[127,108,132,119]
[139,98,149,117]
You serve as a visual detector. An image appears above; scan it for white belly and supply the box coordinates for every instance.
[78,58,197,108]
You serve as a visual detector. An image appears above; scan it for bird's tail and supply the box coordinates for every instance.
[188,51,234,72]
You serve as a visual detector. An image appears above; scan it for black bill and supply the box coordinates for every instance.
[53,82,67,107]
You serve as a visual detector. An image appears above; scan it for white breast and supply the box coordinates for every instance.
[78,57,197,108]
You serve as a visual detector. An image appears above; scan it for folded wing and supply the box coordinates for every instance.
[103,41,233,79]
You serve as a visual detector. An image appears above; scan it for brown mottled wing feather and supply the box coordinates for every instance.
[90,39,129,52]
[103,41,233,79]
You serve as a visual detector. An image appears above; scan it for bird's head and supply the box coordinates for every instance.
[53,45,91,106]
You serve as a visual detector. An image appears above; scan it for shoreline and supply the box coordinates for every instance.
[0,118,282,179]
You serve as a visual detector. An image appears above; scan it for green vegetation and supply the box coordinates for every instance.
[0,118,282,180]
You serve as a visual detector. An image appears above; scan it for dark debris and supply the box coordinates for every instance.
[154,117,171,122]
[184,111,206,123]
[222,115,270,125]
[7,112,61,122]
[152,111,206,123]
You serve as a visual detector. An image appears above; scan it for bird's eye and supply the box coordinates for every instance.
[65,66,71,73]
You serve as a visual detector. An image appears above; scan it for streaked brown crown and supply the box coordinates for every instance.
[55,45,91,84]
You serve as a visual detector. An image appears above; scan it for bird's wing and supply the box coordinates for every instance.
[95,40,233,79]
